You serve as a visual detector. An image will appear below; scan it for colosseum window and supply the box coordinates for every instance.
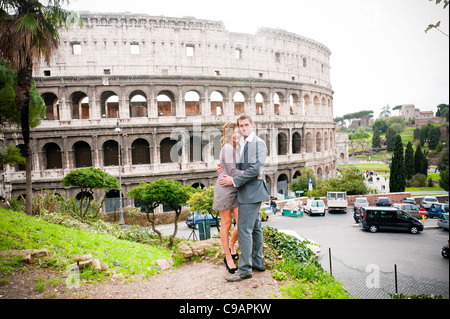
[186,45,194,56]
[130,43,140,55]
[71,43,81,55]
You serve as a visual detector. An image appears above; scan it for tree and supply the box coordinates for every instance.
[389,135,406,192]
[414,144,428,176]
[372,118,388,134]
[0,62,45,166]
[348,128,370,156]
[436,103,449,117]
[437,147,449,172]
[379,104,391,118]
[404,142,415,179]
[413,128,421,141]
[289,167,316,195]
[385,127,396,152]
[0,1,82,214]
[372,129,381,149]
[327,167,370,195]
[61,167,119,220]
[186,186,220,230]
[127,179,194,248]
[438,147,449,191]
[439,167,449,191]
[428,126,440,149]
[392,105,402,116]
[425,0,449,37]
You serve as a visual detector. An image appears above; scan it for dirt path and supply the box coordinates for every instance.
[0,260,283,299]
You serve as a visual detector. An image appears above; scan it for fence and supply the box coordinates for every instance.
[319,249,449,299]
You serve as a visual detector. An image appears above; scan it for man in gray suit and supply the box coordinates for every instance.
[219,114,270,282]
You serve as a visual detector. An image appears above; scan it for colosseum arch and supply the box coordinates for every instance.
[72,141,92,168]
[303,94,311,116]
[102,140,119,166]
[41,92,60,120]
[292,132,301,154]
[313,96,320,116]
[255,92,266,115]
[100,91,119,118]
[210,90,224,116]
[317,167,323,179]
[69,91,90,119]
[316,132,322,152]
[289,94,300,115]
[189,135,203,162]
[131,138,150,165]
[43,142,62,169]
[277,173,289,195]
[157,90,175,116]
[258,132,270,156]
[185,91,201,116]
[305,132,313,153]
[160,137,179,163]
[129,91,148,117]
[233,91,246,115]
[324,132,329,151]
[277,132,288,155]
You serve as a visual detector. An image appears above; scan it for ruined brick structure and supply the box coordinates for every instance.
[1,12,336,211]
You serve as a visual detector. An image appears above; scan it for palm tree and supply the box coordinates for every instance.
[0,0,82,214]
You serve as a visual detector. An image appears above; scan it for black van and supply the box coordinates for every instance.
[359,206,424,234]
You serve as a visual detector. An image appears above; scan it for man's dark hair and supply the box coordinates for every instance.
[237,114,254,124]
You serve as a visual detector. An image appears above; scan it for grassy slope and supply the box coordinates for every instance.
[0,208,172,276]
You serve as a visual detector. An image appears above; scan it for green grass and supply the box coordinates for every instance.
[0,208,172,277]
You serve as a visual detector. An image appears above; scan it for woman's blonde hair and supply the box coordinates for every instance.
[221,121,238,147]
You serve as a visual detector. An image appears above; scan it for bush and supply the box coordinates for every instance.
[409,173,427,187]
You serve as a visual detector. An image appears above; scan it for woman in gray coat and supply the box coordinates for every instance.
[212,121,242,273]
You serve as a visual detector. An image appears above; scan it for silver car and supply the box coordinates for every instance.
[438,213,449,230]
[392,203,422,219]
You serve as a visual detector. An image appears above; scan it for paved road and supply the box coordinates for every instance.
[156,210,449,299]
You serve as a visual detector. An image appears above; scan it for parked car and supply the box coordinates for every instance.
[186,212,220,228]
[420,196,439,210]
[402,197,416,205]
[359,206,423,234]
[427,203,449,219]
[376,197,391,207]
[279,229,321,256]
[438,213,449,230]
[353,207,362,223]
[392,203,422,219]
[304,198,326,216]
[354,197,369,210]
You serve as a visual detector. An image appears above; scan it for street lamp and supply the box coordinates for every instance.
[115,115,124,225]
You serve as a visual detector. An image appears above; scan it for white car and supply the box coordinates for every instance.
[354,197,369,210]
[279,229,321,256]
[304,198,326,216]
[421,196,439,209]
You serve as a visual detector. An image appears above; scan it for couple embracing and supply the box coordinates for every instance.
[212,114,270,282]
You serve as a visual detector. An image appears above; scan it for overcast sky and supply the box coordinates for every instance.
[65,0,449,118]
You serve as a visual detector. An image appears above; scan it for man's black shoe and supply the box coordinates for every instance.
[226,273,252,282]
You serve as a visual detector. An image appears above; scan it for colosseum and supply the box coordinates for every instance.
[1,12,336,212]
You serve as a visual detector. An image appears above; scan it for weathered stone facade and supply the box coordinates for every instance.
[1,12,336,211]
